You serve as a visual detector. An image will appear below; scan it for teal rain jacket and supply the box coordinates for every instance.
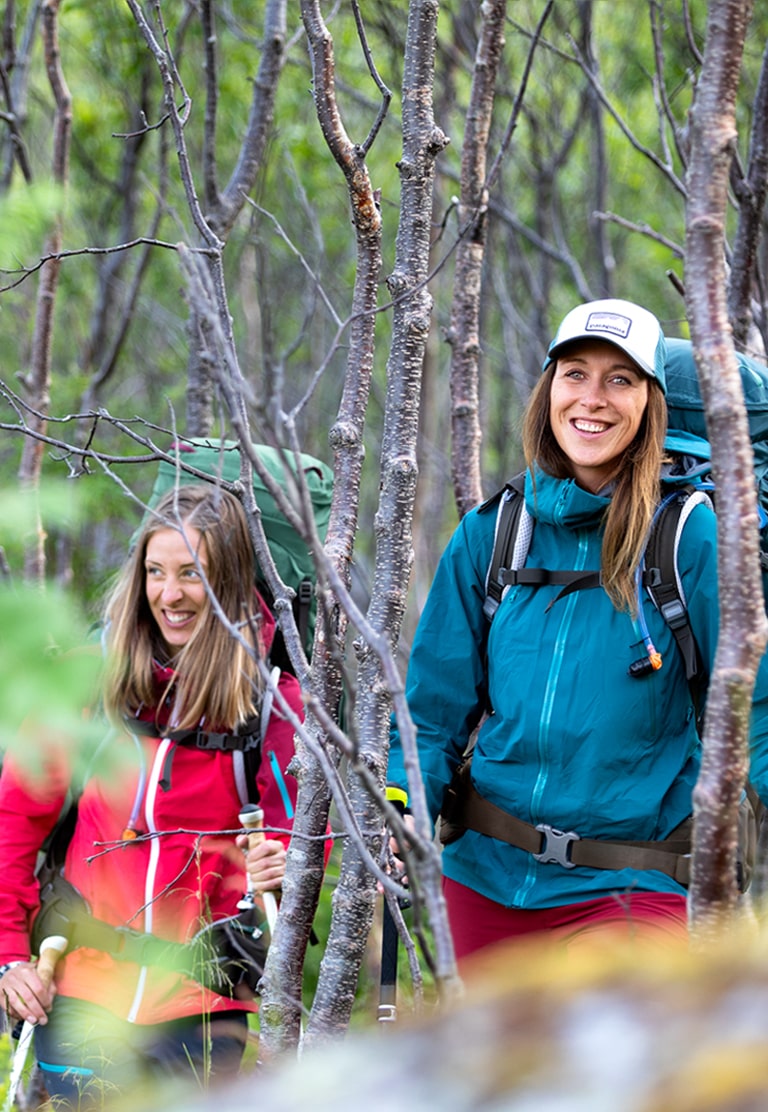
[388,437,768,909]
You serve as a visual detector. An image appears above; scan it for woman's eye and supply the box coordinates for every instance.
[146,566,162,578]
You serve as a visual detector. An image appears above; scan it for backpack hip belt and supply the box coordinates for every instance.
[440,766,692,886]
[34,868,202,974]
[32,868,267,994]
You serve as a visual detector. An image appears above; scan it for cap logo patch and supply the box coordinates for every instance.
[584,311,632,339]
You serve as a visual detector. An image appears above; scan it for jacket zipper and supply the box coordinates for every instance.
[517,531,589,903]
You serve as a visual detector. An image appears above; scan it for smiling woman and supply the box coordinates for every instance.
[0,484,312,1107]
[386,298,768,969]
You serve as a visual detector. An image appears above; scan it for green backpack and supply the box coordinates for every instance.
[146,438,334,670]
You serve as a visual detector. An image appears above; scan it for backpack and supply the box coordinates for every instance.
[664,337,768,604]
[145,438,334,672]
[478,338,768,889]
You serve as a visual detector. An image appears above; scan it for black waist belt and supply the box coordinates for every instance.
[70,914,198,973]
[34,869,200,976]
[445,776,692,886]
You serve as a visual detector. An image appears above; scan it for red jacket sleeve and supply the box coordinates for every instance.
[0,751,70,961]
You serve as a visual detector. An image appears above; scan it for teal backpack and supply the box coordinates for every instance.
[146,439,334,670]
[664,338,768,605]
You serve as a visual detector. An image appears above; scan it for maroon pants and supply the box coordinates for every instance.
[444,876,688,963]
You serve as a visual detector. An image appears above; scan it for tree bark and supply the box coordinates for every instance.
[257,0,386,1055]
[684,0,768,940]
[447,0,506,517]
[728,38,768,354]
[371,0,459,1001]
[17,0,70,584]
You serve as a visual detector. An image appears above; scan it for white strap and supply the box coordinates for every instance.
[261,666,281,736]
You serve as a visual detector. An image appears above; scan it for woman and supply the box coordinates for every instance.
[388,298,768,963]
[0,485,302,1104]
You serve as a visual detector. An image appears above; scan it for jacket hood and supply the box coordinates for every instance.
[256,588,276,654]
[525,467,611,530]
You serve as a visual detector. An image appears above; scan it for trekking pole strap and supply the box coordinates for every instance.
[450,777,691,886]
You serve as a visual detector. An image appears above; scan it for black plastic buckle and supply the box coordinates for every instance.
[660,598,688,629]
[194,731,238,751]
[533,823,580,868]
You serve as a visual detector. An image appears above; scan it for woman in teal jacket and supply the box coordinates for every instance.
[388,298,766,961]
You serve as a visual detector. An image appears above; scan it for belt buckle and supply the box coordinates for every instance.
[534,823,580,868]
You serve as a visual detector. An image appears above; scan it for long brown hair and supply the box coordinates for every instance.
[103,485,263,730]
[522,364,667,614]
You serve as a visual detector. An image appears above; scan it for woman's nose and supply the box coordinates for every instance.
[161,577,183,602]
[582,381,606,408]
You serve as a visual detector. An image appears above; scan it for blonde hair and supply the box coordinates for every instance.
[103,485,263,730]
[522,365,667,614]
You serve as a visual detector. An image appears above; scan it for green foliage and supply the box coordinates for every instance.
[0,485,104,772]
[0,184,64,268]
[0,1030,11,1107]
[3,0,768,1039]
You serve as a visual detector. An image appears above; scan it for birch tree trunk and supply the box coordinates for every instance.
[18,0,70,585]
[297,0,460,1048]
[365,0,458,1002]
[447,0,506,517]
[685,0,768,939]
[258,0,386,1054]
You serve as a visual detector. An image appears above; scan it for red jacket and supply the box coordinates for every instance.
[0,604,304,1025]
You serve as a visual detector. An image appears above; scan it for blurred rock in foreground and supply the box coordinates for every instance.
[145,928,768,1112]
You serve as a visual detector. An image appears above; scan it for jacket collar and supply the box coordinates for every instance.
[524,466,611,530]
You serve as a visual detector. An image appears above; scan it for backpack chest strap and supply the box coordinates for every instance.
[499,568,602,589]
[126,717,261,752]
[499,568,603,611]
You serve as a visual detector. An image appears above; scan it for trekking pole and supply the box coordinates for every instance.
[377,898,399,1024]
[237,804,278,933]
[3,934,67,1112]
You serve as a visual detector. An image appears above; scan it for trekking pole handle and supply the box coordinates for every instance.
[239,804,265,892]
[37,934,68,988]
[3,935,68,1112]
[237,804,279,932]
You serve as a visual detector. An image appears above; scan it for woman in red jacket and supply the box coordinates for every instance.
[0,485,303,1105]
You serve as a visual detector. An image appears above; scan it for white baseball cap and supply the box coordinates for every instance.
[543,298,667,394]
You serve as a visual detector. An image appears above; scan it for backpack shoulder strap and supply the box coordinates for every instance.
[233,666,280,807]
[483,473,529,622]
[643,487,712,696]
